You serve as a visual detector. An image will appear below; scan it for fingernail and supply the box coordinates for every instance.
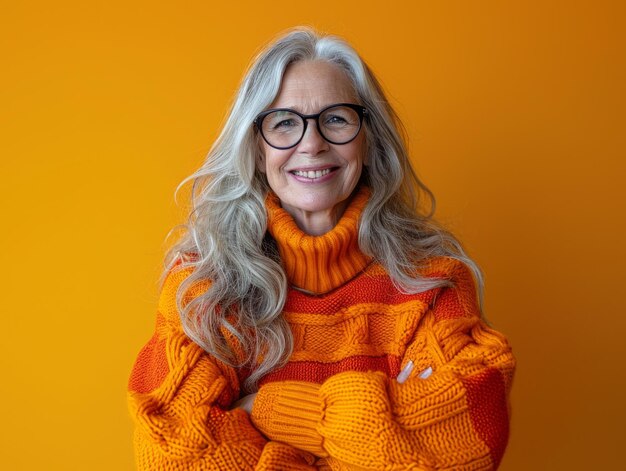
[419,366,433,379]
[397,360,414,383]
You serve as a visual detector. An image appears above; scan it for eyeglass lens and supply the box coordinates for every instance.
[260,105,362,149]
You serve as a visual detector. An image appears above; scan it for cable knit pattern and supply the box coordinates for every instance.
[128,187,515,470]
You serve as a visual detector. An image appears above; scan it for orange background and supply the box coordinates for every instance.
[1,1,625,469]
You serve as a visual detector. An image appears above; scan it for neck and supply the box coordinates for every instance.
[265,186,373,294]
[280,200,351,236]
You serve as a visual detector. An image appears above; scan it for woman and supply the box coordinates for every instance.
[128,27,515,470]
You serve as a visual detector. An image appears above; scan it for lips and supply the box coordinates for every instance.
[291,168,332,179]
[288,164,340,182]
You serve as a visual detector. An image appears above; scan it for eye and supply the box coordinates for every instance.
[263,111,302,133]
[321,106,359,128]
[272,118,298,129]
[325,114,349,126]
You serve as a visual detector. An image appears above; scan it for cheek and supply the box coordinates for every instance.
[262,149,291,178]
[345,139,366,168]
[258,143,285,175]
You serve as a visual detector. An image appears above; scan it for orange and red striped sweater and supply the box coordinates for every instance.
[128,188,515,470]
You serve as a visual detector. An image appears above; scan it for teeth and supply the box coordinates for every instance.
[292,168,331,179]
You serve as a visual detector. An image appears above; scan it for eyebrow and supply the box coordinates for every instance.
[267,102,356,113]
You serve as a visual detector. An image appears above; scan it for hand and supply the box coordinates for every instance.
[232,392,257,414]
[397,361,433,383]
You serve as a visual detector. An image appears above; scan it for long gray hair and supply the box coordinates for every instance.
[166,27,483,391]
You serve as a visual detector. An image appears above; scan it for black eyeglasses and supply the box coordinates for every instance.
[254,103,368,150]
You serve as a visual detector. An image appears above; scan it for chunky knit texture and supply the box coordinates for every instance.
[128,187,515,470]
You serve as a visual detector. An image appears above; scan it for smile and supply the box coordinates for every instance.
[291,168,333,179]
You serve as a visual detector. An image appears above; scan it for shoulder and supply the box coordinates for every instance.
[418,256,481,321]
[157,255,209,327]
[418,256,477,284]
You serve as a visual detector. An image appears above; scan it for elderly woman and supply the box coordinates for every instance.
[128,28,515,470]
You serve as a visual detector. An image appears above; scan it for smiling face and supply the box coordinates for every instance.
[257,60,367,235]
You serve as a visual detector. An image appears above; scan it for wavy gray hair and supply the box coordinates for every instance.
[166,27,483,391]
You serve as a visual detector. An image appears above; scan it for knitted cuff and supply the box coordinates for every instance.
[251,381,326,457]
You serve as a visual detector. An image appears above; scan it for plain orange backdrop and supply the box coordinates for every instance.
[1,1,625,470]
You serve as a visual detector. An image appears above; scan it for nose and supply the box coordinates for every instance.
[296,118,329,156]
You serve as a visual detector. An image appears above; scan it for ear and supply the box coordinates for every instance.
[255,131,267,173]
[363,142,371,167]
[256,152,266,173]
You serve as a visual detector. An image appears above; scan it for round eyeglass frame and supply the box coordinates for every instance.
[253,102,368,150]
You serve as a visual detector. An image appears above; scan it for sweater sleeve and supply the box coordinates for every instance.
[127,265,318,470]
[250,262,516,470]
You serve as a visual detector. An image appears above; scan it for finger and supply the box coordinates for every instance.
[419,366,433,379]
[396,360,414,384]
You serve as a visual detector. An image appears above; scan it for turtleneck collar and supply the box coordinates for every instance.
[265,186,373,295]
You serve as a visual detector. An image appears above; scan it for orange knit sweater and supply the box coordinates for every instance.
[128,188,515,470]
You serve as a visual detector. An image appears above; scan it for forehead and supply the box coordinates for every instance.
[271,60,358,111]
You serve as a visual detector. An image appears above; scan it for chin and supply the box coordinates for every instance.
[293,195,350,214]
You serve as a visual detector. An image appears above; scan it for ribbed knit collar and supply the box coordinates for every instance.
[266,186,373,295]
